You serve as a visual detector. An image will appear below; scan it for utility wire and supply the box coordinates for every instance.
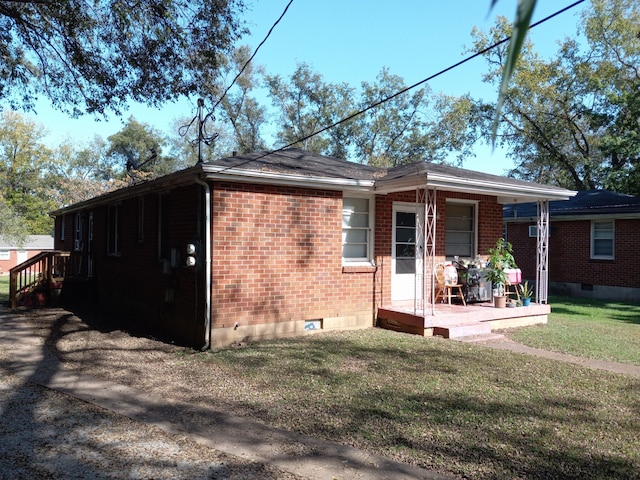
[221,0,585,171]
[179,0,295,152]
[211,0,295,113]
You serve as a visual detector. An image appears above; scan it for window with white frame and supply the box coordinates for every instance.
[591,220,614,259]
[445,202,476,258]
[342,197,372,263]
[0,250,10,260]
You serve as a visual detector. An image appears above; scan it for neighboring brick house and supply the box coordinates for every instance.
[49,149,573,348]
[0,235,54,274]
[504,190,640,302]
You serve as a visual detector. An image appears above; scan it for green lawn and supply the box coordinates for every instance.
[192,328,639,479]
[0,275,9,305]
[504,295,640,365]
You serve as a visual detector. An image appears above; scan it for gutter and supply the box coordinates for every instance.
[195,176,212,350]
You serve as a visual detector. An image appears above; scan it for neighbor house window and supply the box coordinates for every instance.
[107,205,121,256]
[591,220,614,259]
[342,196,372,263]
[0,250,9,260]
[445,202,476,258]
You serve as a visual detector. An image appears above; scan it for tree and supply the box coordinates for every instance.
[106,117,177,179]
[0,0,247,116]
[464,0,640,194]
[0,110,54,234]
[265,63,334,153]
[354,68,431,167]
[50,136,126,206]
[216,46,268,154]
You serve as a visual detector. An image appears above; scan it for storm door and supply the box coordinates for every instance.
[391,203,423,301]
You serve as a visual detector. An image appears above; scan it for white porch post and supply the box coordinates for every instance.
[536,199,550,304]
[425,187,437,317]
[415,188,426,314]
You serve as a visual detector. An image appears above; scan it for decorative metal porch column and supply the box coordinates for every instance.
[424,188,437,317]
[536,199,550,303]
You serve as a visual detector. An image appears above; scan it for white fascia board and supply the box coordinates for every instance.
[375,172,575,202]
[506,213,640,223]
[201,166,375,192]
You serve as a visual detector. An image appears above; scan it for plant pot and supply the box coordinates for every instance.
[493,295,507,308]
[522,297,531,307]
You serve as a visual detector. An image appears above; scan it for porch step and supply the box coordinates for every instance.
[433,322,492,339]
[453,332,506,343]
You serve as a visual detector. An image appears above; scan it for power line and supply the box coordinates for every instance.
[211,0,295,113]
[179,0,295,156]
[224,0,585,170]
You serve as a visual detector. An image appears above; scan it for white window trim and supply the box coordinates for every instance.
[0,250,10,260]
[107,204,122,256]
[590,220,614,260]
[445,199,478,260]
[342,194,375,266]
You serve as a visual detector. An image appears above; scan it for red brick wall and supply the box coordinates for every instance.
[53,185,206,347]
[374,189,503,306]
[210,182,375,328]
[507,218,640,288]
[0,250,46,273]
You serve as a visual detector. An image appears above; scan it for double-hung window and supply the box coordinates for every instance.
[342,197,372,263]
[445,202,476,258]
[591,220,614,259]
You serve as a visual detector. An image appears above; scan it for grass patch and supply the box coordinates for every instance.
[0,275,9,305]
[192,329,640,479]
[504,295,640,365]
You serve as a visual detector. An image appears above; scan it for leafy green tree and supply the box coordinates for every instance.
[265,63,333,153]
[0,196,29,246]
[354,68,431,167]
[50,136,126,206]
[168,115,236,165]
[462,0,640,194]
[0,110,54,234]
[1,0,247,116]
[216,46,268,154]
[106,117,179,178]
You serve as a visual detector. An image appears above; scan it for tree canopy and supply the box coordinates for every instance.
[0,0,246,116]
[461,0,640,194]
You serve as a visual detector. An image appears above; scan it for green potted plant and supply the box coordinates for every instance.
[519,281,533,306]
[486,238,517,308]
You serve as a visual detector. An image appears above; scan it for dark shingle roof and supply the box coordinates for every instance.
[504,190,640,218]
[208,148,381,180]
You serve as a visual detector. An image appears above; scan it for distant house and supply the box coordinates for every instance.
[504,190,640,303]
[0,235,54,274]
[44,149,573,348]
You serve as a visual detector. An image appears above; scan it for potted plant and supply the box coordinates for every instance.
[486,238,517,308]
[519,281,533,306]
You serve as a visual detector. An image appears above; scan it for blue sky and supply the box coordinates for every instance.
[33,0,588,175]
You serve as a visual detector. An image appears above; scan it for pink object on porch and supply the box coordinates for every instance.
[504,268,522,284]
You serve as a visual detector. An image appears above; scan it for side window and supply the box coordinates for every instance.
[107,205,121,256]
[74,213,84,251]
[342,197,372,263]
[591,220,614,259]
[158,194,170,260]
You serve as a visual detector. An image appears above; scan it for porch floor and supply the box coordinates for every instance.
[377,300,550,338]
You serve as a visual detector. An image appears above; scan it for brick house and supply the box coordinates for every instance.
[49,149,573,348]
[504,190,640,302]
[0,235,54,275]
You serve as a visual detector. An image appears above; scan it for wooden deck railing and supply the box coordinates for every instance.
[9,251,72,308]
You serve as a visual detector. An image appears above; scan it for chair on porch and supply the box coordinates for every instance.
[434,263,466,306]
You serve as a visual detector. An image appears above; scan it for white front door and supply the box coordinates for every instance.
[391,203,423,301]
